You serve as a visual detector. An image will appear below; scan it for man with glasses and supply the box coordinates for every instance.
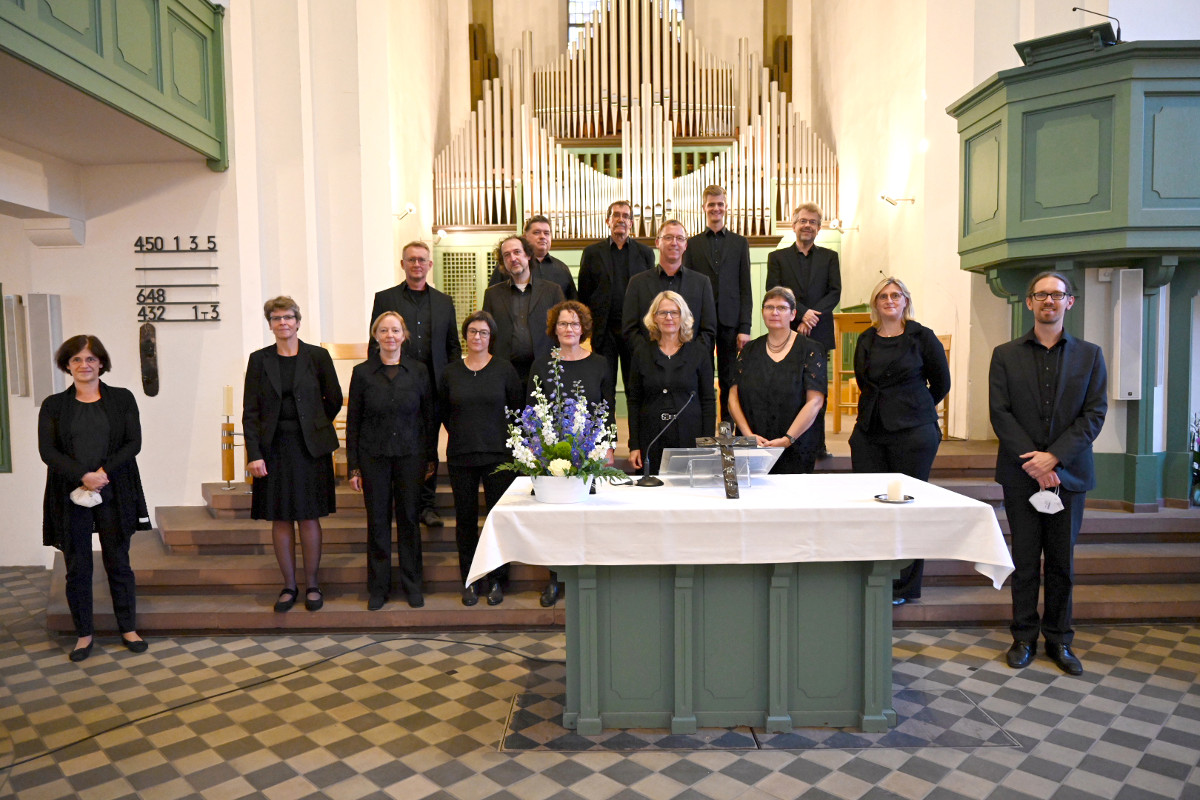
[578,200,655,390]
[682,185,752,420]
[488,216,577,301]
[989,271,1107,675]
[369,241,461,528]
[622,219,717,352]
[482,235,564,385]
[765,203,841,459]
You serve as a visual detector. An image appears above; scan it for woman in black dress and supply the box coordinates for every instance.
[243,297,342,614]
[39,335,151,661]
[529,300,614,607]
[850,277,950,605]
[348,311,436,610]
[728,287,827,474]
[440,311,523,607]
[627,291,716,475]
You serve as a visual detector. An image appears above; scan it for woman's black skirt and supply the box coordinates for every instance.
[251,421,336,521]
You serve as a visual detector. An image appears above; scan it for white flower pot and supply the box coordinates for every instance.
[531,475,593,504]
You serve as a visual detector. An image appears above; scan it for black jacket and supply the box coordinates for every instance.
[369,282,461,389]
[683,228,752,334]
[577,237,655,338]
[242,340,343,462]
[764,244,842,351]
[346,354,436,469]
[989,329,1107,493]
[482,278,565,364]
[853,321,950,432]
[490,254,577,301]
[39,383,151,549]
[621,265,718,353]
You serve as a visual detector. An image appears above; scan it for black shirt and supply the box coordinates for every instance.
[1029,336,1066,445]
[626,340,716,467]
[439,357,524,467]
[608,240,632,330]
[734,334,827,452]
[68,399,109,471]
[527,352,614,426]
[346,355,436,469]
[278,354,300,421]
[505,283,535,363]
[704,227,727,273]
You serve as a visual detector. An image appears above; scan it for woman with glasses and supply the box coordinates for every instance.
[243,297,343,614]
[439,311,523,607]
[529,299,614,607]
[849,276,951,605]
[728,287,827,474]
[626,291,716,475]
[39,335,152,661]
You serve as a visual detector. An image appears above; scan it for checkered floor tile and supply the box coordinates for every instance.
[1,566,1198,800]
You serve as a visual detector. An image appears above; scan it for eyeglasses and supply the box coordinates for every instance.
[69,356,100,365]
[1029,291,1071,301]
[269,314,296,323]
[658,235,687,243]
[609,211,632,220]
[794,217,821,227]
[465,329,491,338]
[877,292,905,302]
[403,257,431,266]
[762,304,793,313]
[654,309,681,318]
[556,321,582,329]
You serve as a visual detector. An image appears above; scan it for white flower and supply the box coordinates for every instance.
[547,458,572,477]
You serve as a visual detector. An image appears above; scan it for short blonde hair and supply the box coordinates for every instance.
[642,291,695,343]
[868,277,914,327]
[791,203,822,224]
[370,311,410,340]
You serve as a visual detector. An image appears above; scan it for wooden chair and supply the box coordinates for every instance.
[320,342,369,479]
[936,334,951,439]
[830,312,872,433]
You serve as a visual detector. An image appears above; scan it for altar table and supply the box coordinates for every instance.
[468,473,1012,735]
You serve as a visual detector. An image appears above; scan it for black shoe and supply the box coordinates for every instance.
[69,641,93,662]
[816,450,834,460]
[274,587,299,613]
[122,636,149,654]
[305,587,324,611]
[420,508,444,527]
[1046,642,1083,675]
[407,591,425,608]
[367,594,387,611]
[539,582,559,607]
[461,584,479,606]
[1006,640,1035,668]
[486,581,504,606]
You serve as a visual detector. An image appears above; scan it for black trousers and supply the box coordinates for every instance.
[815,348,832,453]
[1002,485,1086,646]
[63,501,137,637]
[593,329,631,391]
[850,421,941,600]
[360,453,424,598]
[448,462,516,585]
[714,324,739,421]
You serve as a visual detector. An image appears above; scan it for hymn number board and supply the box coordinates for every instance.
[133,235,220,323]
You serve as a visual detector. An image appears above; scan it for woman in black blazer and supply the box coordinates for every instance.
[849,277,951,604]
[242,297,343,614]
[39,335,151,662]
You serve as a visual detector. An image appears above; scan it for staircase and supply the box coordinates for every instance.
[46,441,1200,634]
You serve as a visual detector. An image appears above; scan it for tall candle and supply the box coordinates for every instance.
[887,479,903,502]
[222,384,233,416]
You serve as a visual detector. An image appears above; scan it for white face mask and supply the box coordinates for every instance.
[1029,487,1064,514]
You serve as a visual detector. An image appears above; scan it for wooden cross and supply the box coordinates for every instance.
[694,433,758,499]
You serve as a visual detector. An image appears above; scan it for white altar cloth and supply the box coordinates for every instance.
[467,473,1013,588]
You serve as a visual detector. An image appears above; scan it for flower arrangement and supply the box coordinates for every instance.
[497,351,625,483]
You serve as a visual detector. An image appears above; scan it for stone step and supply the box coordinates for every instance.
[922,541,1200,583]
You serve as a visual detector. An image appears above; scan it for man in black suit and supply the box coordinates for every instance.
[989,271,1107,676]
[622,219,717,353]
[683,185,752,419]
[578,200,655,390]
[765,202,841,458]
[483,235,565,385]
[369,241,461,528]
[488,216,577,301]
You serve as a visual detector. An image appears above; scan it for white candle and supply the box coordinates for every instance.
[887,479,903,502]
[222,385,233,416]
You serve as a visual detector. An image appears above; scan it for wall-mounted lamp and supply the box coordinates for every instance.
[394,202,417,221]
[826,219,858,233]
[433,228,448,244]
[880,195,916,206]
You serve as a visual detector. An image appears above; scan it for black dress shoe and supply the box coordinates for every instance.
[1006,640,1036,668]
[274,587,299,613]
[461,584,479,606]
[304,587,324,611]
[407,591,425,608]
[1046,642,1083,675]
[69,641,93,662]
[420,508,444,527]
[816,450,834,460]
[122,636,149,654]
[486,581,503,606]
[539,583,559,607]
[367,594,387,611]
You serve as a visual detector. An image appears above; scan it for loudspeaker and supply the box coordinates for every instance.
[1111,269,1142,401]
[27,294,64,405]
[3,294,29,396]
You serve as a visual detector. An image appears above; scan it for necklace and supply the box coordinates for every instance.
[766,332,792,353]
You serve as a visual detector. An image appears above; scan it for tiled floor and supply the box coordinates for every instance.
[1,566,1197,800]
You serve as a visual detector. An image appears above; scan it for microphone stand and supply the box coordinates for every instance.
[636,391,695,487]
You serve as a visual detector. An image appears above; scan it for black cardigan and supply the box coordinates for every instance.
[39,383,151,549]
[852,321,950,433]
[242,340,343,462]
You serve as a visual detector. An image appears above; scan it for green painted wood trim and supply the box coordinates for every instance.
[575,565,601,735]
[1092,451,1124,501]
[671,565,696,734]
[860,561,895,733]
[0,0,227,170]
[0,284,11,473]
[765,563,791,733]
[1163,260,1200,502]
